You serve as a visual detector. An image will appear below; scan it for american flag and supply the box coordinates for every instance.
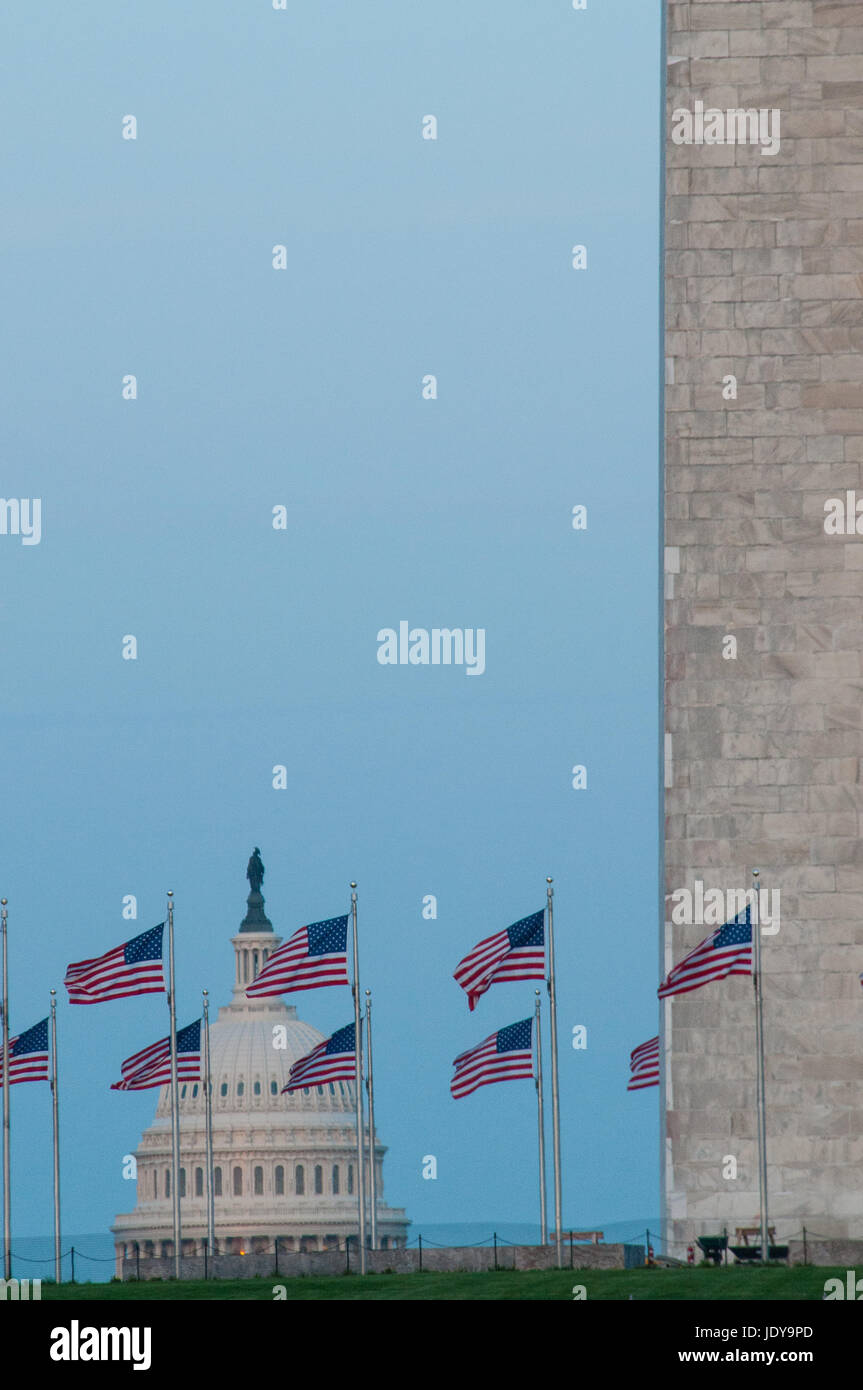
[64,923,165,1004]
[453,910,545,1011]
[0,1018,50,1086]
[110,1019,201,1091]
[450,1017,534,1099]
[658,908,752,999]
[245,916,349,997]
[282,1022,356,1092]
[627,1035,660,1091]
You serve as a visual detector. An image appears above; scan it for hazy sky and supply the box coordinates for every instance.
[1,0,661,1240]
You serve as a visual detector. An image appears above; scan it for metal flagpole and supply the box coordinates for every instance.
[50,989,61,1286]
[534,990,547,1248]
[1,899,10,1280]
[202,989,215,1273]
[167,891,181,1280]
[546,877,563,1268]
[752,868,769,1262]
[365,989,378,1252]
[350,884,366,1274]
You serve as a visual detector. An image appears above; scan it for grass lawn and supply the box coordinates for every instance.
[37,1265,856,1301]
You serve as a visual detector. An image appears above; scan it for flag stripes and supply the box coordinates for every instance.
[658,908,752,1000]
[0,1018,50,1086]
[453,911,545,1011]
[246,917,349,997]
[283,1022,356,1092]
[111,1020,201,1091]
[627,1035,659,1091]
[64,924,166,1004]
[451,1017,534,1099]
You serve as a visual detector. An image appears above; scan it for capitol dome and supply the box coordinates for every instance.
[112,856,409,1270]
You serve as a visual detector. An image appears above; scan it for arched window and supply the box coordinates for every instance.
[253,951,259,977]
[254,1166,264,1195]
[233,1167,243,1196]
[296,1165,305,1196]
[179,1168,186,1197]
[237,1081,244,1097]
[192,1084,198,1098]
[195,1167,203,1197]
[316,1086,323,1096]
[347,1164,354,1195]
[254,1080,261,1096]
[181,1085,187,1099]
[165,1169,170,1198]
[332,1166,339,1194]
[314,1165,323,1195]
[214,1167,222,1197]
[152,1169,157,1198]
[275,1165,284,1195]
[220,1082,228,1097]
[270,1080,278,1095]
[329,1083,335,1095]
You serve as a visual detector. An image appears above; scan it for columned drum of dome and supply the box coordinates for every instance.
[111,858,409,1273]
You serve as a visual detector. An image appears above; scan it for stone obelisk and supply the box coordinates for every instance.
[663,0,863,1255]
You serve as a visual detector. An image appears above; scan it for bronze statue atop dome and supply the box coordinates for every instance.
[240,848,272,932]
[246,847,265,893]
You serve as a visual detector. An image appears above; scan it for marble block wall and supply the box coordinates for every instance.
[663,0,863,1251]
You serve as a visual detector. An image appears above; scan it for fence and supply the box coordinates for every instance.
[641,1226,863,1268]
[120,1236,643,1282]
[0,1245,115,1284]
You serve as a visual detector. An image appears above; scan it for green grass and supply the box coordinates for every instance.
[36,1265,856,1301]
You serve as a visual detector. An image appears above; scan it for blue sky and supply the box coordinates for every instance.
[1,0,661,1240]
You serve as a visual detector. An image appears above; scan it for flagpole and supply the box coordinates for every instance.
[167,891,181,1280]
[1,899,10,1280]
[365,989,378,1253]
[546,878,563,1268]
[202,989,215,1273]
[752,868,769,1262]
[50,989,61,1286]
[350,883,366,1274]
[534,990,547,1248]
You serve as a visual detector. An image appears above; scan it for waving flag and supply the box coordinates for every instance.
[627,1035,660,1091]
[64,923,165,1004]
[246,916,349,997]
[451,1017,534,1099]
[658,907,752,1000]
[282,1022,356,1092]
[111,1020,201,1091]
[0,1018,50,1086]
[453,910,545,1011]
